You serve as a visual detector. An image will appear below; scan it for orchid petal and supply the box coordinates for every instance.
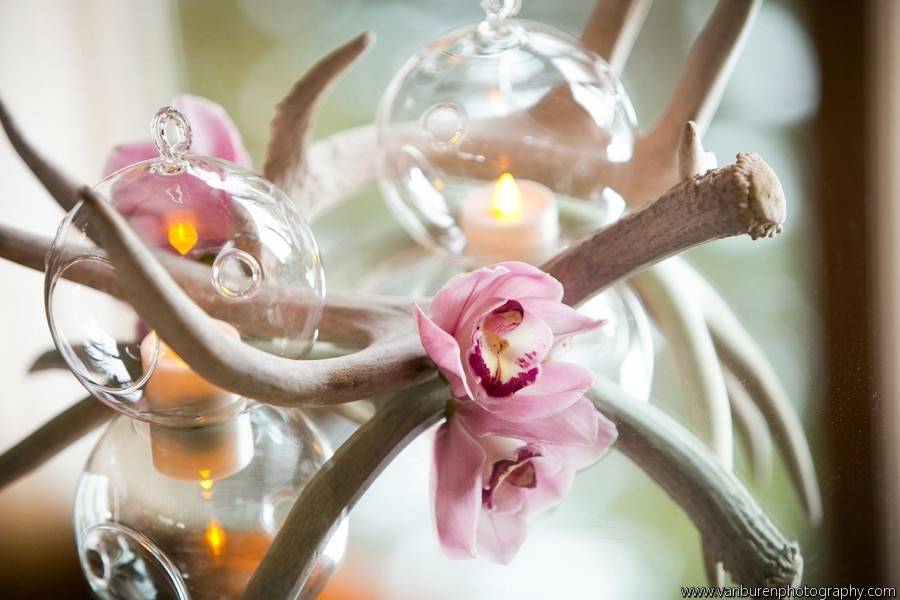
[468,300,554,400]
[552,410,619,470]
[476,510,528,564]
[433,418,486,559]
[519,454,575,514]
[485,261,564,302]
[172,95,252,168]
[480,361,593,422]
[103,141,158,177]
[460,397,599,446]
[430,264,510,334]
[415,305,471,399]
[519,298,605,342]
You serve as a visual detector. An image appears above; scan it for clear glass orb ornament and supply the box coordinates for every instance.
[45,107,325,425]
[74,406,347,600]
[376,0,638,264]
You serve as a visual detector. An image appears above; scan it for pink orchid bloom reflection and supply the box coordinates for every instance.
[433,400,617,563]
[417,261,617,563]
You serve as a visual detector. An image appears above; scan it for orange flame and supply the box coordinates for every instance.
[491,172,523,222]
[167,221,198,255]
[204,517,226,556]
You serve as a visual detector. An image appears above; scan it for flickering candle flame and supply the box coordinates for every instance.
[460,172,559,262]
[491,172,524,221]
[168,221,198,255]
[205,517,226,557]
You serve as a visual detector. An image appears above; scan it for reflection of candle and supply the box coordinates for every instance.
[149,412,255,481]
[460,172,559,262]
[140,321,254,481]
[140,320,240,411]
[205,517,226,557]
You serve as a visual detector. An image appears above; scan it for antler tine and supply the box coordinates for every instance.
[545,152,786,306]
[655,0,760,137]
[264,32,374,211]
[622,0,761,204]
[631,263,733,468]
[590,377,802,585]
[0,97,82,211]
[78,186,434,407]
[244,378,447,599]
[582,0,653,73]
[672,257,822,524]
[678,120,710,180]
[0,396,112,492]
[0,221,406,347]
[724,366,774,482]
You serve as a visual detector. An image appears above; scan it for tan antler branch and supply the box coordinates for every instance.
[544,152,785,306]
[0,98,80,212]
[72,148,784,407]
[618,0,761,204]
[264,32,373,213]
[0,396,111,492]
[243,378,447,599]
[589,377,802,586]
[582,0,653,73]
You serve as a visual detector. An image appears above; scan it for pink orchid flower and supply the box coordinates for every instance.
[414,261,604,422]
[417,261,616,562]
[103,94,252,176]
[432,399,617,563]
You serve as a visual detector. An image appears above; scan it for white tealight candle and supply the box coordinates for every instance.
[460,172,559,263]
[139,321,253,481]
[140,320,241,412]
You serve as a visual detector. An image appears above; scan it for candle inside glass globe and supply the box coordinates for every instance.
[376,0,638,263]
[44,106,325,426]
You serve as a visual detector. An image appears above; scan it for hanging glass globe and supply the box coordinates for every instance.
[376,0,638,264]
[45,106,325,425]
[73,406,346,600]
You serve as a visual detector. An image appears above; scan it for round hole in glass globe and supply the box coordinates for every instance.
[376,8,638,264]
[45,107,325,426]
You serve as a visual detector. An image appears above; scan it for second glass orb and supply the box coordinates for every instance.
[376,6,638,263]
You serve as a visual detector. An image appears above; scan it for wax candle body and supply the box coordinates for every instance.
[140,320,241,411]
[139,321,253,480]
[460,175,559,263]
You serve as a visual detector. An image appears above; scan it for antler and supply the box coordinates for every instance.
[0,91,787,408]
[0,396,111,490]
[581,0,652,73]
[71,144,785,408]
[606,0,762,205]
[264,32,374,214]
[0,5,814,591]
[544,151,784,306]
